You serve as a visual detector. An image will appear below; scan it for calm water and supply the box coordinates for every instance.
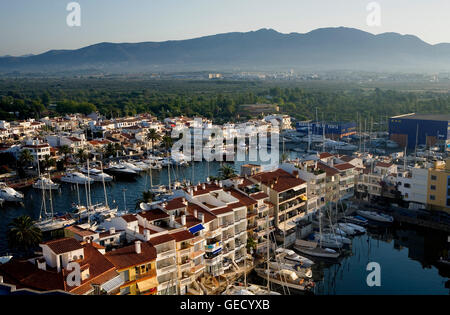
[313,225,449,295]
[1,151,449,295]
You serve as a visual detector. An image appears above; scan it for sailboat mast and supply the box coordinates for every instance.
[100,161,108,207]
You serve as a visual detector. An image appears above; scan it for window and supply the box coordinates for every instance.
[404,183,411,188]
[430,185,436,191]
[430,195,436,201]
[431,175,437,181]
[447,199,450,207]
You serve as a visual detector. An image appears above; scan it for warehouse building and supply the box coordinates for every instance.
[296,121,357,140]
[389,113,450,149]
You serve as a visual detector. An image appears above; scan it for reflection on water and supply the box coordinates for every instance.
[313,225,449,295]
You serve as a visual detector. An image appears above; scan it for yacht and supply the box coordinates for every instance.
[223,284,281,295]
[61,172,94,184]
[80,167,113,182]
[356,210,394,223]
[105,163,138,179]
[344,215,369,226]
[275,248,314,267]
[32,176,60,190]
[0,255,13,264]
[133,161,151,171]
[0,183,24,202]
[268,261,313,279]
[254,267,315,293]
[338,222,366,234]
[294,239,340,259]
[122,161,144,172]
[312,234,344,249]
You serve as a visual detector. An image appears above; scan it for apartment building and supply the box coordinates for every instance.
[0,238,121,295]
[356,161,398,200]
[249,168,307,246]
[427,159,450,213]
[396,167,428,209]
[148,235,178,295]
[21,139,51,164]
[105,241,158,295]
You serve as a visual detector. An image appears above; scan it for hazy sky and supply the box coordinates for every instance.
[1,0,449,56]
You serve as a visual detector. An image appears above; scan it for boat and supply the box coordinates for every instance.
[122,161,144,172]
[340,222,366,234]
[0,255,13,264]
[61,172,94,184]
[80,167,113,182]
[0,183,24,202]
[275,248,315,267]
[34,214,76,232]
[150,184,168,194]
[222,284,281,295]
[335,223,358,236]
[133,161,151,171]
[0,198,4,207]
[312,234,344,249]
[356,210,394,223]
[344,215,369,226]
[268,261,313,279]
[254,267,315,292]
[294,239,340,259]
[105,163,138,179]
[32,176,60,190]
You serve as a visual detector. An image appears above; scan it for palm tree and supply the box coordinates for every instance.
[280,152,289,163]
[19,149,34,166]
[219,163,237,179]
[58,145,72,165]
[103,143,116,158]
[146,129,161,154]
[7,215,42,255]
[135,190,155,209]
[76,148,88,163]
[41,155,56,172]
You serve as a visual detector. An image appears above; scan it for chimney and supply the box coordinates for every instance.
[194,186,198,192]
[202,183,206,190]
[144,229,151,241]
[135,241,142,254]
[109,227,115,234]
[206,177,210,183]
[37,258,46,271]
[293,170,299,178]
[169,214,175,227]
[181,215,186,226]
[194,209,198,218]
[219,181,223,188]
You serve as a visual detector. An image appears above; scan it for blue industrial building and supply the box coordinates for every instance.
[296,121,357,140]
[389,113,450,149]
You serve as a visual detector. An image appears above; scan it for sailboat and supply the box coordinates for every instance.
[34,166,75,232]
[32,176,60,190]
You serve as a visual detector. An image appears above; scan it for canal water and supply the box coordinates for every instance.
[1,151,449,295]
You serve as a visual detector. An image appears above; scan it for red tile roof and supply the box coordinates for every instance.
[148,234,175,246]
[250,169,306,193]
[186,203,216,223]
[250,192,268,200]
[317,162,339,176]
[42,237,83,254]
[170,230,195,243]
[319,152,334,159]
[334,163,355,171]
[121,214,138,223]
[164,197,187,211]
[138,209,169,222]
[376,162,393,168]
[105,242,157,270]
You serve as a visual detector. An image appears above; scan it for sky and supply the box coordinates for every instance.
[1,0,449,56]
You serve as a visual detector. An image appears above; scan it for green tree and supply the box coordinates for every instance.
[7,215,42,255]
[146,129,161,154]
[58,145,72,166]
[219,163,237,179]
[18,149,34,166]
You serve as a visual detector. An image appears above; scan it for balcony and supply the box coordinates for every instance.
[205,229,221,239]
[179,259,193,271]
[135,269,157,281]
[157,248,176,260]
[279,189,306,204]
[205,241,222,252]
[256,204,269,213]
[205,255,222,266]
[178,246,191,257]
[190,250,204,260]
[156,264,177,276]
[180,276,194,287]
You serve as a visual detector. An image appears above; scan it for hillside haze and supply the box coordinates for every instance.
[2,27,450,73]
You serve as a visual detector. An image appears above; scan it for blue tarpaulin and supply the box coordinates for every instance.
[189,224,205,234]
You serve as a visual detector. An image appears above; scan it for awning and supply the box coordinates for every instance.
[137,278,158,293]
[189,224,205,234]
[101,275,124,293]
[212,247,222,255]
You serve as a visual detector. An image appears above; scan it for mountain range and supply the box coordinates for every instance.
[2,27,450,74]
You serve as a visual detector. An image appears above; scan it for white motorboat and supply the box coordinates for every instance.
[335,223,358,236]
[61,172,94,184]
[123,161,143,172]
[150,184,167,194]
[80,167,113,182]
[105,163,138,178]
[133,161,151,170]
[294,240,340,259]
[340,222,366,234]
[268,260,313,279]
[275,248,314,267]
[223,284,280,295]
[320,232,351,245]
[357,210,394,223]
[32,176,60,190]
[254,268,315,292]
[0,183,24,202]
